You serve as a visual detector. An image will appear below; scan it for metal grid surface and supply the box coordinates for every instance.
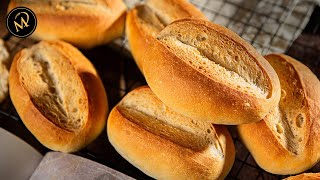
[190,0,315,54]
[0,0,320,180]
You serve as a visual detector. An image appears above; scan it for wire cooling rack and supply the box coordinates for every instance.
[0,0,320,180]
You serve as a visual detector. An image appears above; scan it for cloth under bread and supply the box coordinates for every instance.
[30,152,133,180]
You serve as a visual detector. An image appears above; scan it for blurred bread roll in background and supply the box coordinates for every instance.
[0,39,9,103]
[8,0,127,48]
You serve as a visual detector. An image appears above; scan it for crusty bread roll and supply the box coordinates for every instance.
[9,40,108,152]
[8,0,127,49]
[107,86,235,180]
[143,18,281,125]
[126,0,207,72]
[238,54,320,174]
[0,39,9,103]
[285,173,320,180]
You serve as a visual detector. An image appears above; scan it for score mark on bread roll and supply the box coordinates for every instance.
[9,40,108,152]
[107,86,235,180]
[157,27,269,98]
[117,87,223,152]
[135,5,165,37]
[18,43,88,131]
[126,0,207,72]
[143,19,281,125]
[264,57,309,155]
[238,54,320,175]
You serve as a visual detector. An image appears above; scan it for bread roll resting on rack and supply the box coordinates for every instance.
[9,40,108,152]
[143,18,281,125]
[238,54,320,175]
[107,86,235,180]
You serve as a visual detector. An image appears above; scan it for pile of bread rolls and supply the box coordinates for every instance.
[5,0,320,179]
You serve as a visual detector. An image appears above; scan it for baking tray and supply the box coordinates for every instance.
[1,1,320,180]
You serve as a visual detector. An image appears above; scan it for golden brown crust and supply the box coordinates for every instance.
[107,86,235,180]
[143,19,280,125]
[146,0,207,24]
[126,7,154,72]
[238,54,320,175]
[126,0,207,72]
[285,173,320,180]
[9,40,108,152]
[8,0,127,48]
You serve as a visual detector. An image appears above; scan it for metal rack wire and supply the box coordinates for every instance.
[0,0,320,180]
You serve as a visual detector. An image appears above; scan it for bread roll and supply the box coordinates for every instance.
[107,86,235,180]
[9,40,108,152]
[285,173,320,180]
[8,0,127,49]
[238,54,320,174]
[0,39,9,103]
[143,19,281,125]
[126,0,206,72]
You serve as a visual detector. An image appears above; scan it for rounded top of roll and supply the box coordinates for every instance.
[143,18,281,124]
